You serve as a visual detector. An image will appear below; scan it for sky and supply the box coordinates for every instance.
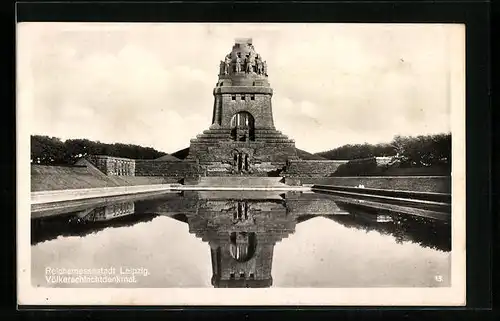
[17,23,460,154]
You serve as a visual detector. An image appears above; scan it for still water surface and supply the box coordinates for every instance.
[31,191,451,288]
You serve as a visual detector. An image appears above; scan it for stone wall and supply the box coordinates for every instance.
[332,157,392,176]
[284,160,349,177]
[202,162,234,176]
[221,93,273,129]
[251,162,285,175]
[284,157,450,178]
[86,155,135,176]
[300,176,451,193]
[134,159,200,177]
[85,155,200,180]
[212,87,275,129]
[92,202,135,221]
[331,157,450,177]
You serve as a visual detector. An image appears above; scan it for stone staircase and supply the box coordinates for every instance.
[197,176,286,187]
[254,129,295,143]
[191,128,232,143]
[190,128,295,144]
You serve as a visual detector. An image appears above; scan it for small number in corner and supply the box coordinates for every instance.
[434,275,443,282]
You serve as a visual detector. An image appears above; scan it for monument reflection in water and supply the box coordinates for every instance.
[32,191,451,288]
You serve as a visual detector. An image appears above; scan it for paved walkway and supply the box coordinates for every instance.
[31,184,311,205]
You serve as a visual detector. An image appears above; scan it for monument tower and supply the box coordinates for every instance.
[187,38,298,176]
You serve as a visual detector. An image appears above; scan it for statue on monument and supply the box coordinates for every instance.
[223,54,231,75]
[255,54,263,75]
[235,54,242,73]
[262,61,268,76]
[219,61,225,76]
[245,52,255,73]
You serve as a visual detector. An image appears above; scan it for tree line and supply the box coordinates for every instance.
[315,133,451,168]
[31,133,451,168]
[31,135,167,165]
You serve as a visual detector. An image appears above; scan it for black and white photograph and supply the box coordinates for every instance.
[17,23,466,305]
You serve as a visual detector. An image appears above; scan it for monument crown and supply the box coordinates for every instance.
[235,37,252,45]
[219,38,267,78]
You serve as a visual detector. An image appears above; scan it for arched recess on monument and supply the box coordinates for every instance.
[229,232,257,262]
[230,111,255,141]
[231,150,250,173]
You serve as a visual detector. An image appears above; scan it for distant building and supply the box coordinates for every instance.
[86,155,136,176]
[92,202,135,221]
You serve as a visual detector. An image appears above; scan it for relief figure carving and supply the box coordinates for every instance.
[219,61,225,76]
[224,54,231,75]
[255,54,263,74]
[245,54,255,73]
[235,55,242,73]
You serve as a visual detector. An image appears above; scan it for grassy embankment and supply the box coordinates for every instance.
[31,160,173,192]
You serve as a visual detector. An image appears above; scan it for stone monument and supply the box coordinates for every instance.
[187,38,299,177]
